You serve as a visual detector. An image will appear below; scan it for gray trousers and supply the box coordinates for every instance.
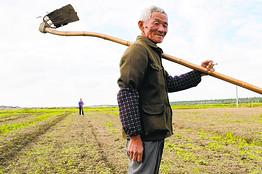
[127,139,164,174]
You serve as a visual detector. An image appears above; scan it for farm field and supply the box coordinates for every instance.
[0,106,261,174]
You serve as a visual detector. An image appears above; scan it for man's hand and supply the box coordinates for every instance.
[200,60,216,76]
[128,135,143,162]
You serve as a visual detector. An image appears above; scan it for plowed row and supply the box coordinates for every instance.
[0,107,261,174]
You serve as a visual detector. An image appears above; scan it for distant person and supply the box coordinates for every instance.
[78,98,84,115]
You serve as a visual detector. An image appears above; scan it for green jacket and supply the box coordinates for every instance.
[118,36,173,140]
[118,36,201,140]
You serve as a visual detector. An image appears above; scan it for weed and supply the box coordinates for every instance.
[160,159,172,174]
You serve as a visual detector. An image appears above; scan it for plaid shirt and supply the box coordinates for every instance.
[166,70,201,92]
[117,70,201,137]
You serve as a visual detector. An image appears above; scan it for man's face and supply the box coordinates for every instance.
[140,12,168,43]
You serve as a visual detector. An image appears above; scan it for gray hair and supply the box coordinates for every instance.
[140,6,167,21]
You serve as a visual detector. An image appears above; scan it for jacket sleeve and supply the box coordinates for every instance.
[117,44,148,137]
[166,70,202,92]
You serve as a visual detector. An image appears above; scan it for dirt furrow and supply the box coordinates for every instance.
[86,112,127,174]
[0,113,69,170]
[3,113,113,174]
[0,114,39,125]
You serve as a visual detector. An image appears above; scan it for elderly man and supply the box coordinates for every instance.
[117,6,215,174]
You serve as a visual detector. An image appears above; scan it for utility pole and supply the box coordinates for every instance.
[236,85,239,107]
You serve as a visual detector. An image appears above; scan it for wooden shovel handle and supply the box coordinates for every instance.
[42,27,262,94]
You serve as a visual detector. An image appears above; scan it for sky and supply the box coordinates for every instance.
[0,0,261,107]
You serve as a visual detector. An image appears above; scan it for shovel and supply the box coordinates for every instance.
[39,4,262,95]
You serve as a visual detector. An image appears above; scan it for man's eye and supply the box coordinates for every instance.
[154,22,159,25]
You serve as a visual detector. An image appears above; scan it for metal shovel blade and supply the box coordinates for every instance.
[46,4,79,28]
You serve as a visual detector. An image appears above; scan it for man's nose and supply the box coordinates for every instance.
[158,24,167,33]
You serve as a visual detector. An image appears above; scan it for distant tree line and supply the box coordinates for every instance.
[0,105,20,109]
[170,97,262,105]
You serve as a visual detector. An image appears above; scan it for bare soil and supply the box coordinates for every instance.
[0,107,261,174]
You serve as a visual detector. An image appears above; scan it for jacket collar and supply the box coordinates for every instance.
[136,36,163,53]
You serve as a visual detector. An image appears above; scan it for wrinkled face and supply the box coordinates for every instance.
[139,12,168,43]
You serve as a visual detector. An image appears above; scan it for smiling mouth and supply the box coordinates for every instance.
[156,34,165,38]
[155,32,166,37]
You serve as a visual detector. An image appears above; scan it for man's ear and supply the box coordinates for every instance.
[138,21,144,31]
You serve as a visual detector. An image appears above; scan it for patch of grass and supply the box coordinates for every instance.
[165,142,197,162]
[105,121,114,128]
[249,168,262,174]
[165,141,176,152]
[88,107,119,117]
[104,121,119,136]
[0,112,64,135]
[0,108,74,120]
[198,129,209,139]
[160,159,172,174]
[196,159,208,166]
[207,141,224,151]
[197,130,262,161]
[259,114,262,123]
[191,167,203,174]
